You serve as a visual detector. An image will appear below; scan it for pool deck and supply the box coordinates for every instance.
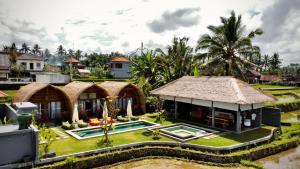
[65,120,160,140]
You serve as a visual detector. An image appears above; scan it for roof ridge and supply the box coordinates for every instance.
[230,78,247,104]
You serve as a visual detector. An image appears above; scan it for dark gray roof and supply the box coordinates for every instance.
[18,54,44,61]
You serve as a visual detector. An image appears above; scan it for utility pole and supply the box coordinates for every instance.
[141,42,144,56]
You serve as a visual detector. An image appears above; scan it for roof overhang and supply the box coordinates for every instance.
[158,95,264,111]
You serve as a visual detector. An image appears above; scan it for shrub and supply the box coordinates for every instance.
[266,100,300,112]
[62,121,73,130]
[63,156,77,168]
[130,116,139,121]
[240,160,266,169]
[152,129,161,140]
[78,120,88,128]
[117,116,129,122]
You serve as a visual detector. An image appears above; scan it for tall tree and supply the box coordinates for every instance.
[20,43,30,53]
[2,45,9,52]
[57,45,65,57]
[10,43,17,53]
[32,44,41,55]
[262,54,270,72]
[75,49,82,59]
[269,52,281,75]
[44,48,51,58]
[67,49,74,57]
[196,11,262,80]
[158,37,196,82]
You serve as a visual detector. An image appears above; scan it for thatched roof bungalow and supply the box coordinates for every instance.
[99,81,145,115]
[63,81,109,121]
[14,83,72,123]
[151,76,276,133]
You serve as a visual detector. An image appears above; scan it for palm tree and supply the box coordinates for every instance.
[57,45,65,57]
[75,49,82,59]
[20,43,30,53]
[67,49,74,57]
[158,37,196,82]
[32,44,41,55]
[196,11,262,79]
[10,43,17,53]
[3,45,9,52]
[269,52,281,75]
[262,54,270,72]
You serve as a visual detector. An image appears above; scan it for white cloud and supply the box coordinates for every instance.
[0,0,298,65]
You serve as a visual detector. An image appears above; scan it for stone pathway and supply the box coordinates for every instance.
[51,127,70,139]
[203,131,231,139]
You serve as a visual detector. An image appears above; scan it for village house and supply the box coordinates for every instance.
[16,54,44,72]
[109,56,130,78]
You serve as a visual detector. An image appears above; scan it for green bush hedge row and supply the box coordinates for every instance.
[265,99,300,112]
[37,138,299,169]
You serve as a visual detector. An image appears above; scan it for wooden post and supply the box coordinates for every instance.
[236,109,241,133]
[174,101,178,119]
[212,107,215,128]
[259,108,262,126]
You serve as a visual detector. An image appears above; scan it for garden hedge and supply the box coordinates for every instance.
[37,138,299,169]
[266,99,300,112]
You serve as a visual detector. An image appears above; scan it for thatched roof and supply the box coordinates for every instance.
[14,83,69,103]
[99,81,146,112]
[63,81,109,107]
[150,76,276,105]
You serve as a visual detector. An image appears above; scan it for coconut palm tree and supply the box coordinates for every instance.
[20,43,30,53]
[10,43,18,53]
[262,54,270,72]
[32,44,41,55]
[57,45,65,57]
[196,11,262,80]
[158,37,196,82]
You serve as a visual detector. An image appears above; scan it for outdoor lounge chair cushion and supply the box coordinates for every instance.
[89,118,101,126]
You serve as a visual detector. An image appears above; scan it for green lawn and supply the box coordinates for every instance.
[281,110,300,122]
[252,84,297,89]
[49,129,174,156]
[2,90,18,97]
[188,126,273,147]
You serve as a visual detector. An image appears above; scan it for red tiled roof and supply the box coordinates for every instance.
[250,69,262,77]
[0,91,8,98]
[64,57,79,63]
[111,56,129,62]
[260,75,282,82]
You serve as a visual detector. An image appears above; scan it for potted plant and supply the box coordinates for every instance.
[17,113,32,130]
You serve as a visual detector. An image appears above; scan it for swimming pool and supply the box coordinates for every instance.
[157,123,219,142]
[66,120,158,140]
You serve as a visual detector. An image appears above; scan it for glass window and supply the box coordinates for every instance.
[36,63,41,68]
[115,63,123,68]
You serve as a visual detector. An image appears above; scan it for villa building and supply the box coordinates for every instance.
[16,54,44,72]
[150,76,276,133]
[99,81,146,116]
[13,83,72,123]
[63,81,109,121]
[109,56,130,78]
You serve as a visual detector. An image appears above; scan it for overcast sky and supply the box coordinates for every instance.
[0,0,299,65]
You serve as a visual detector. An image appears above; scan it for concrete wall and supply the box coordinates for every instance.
[35,73,70,84]
[0,104,18,124]
[0,125,38,166]
[110,62,130,78]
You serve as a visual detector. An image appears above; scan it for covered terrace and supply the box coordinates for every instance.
[150,76,276,133]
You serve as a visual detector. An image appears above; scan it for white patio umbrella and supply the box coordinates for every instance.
[102,101,108,119]
[72,102,79,123]
[127,99,133,120]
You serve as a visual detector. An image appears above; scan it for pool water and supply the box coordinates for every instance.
[67,120,157,139]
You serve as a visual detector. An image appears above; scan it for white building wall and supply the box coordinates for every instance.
[110,62,130,78]
[35,73,70,84]
[16,60,44,71]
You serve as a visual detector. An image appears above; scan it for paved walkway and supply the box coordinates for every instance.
[51,127,70,139]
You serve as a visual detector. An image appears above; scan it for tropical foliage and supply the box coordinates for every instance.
[196,11,262,80]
